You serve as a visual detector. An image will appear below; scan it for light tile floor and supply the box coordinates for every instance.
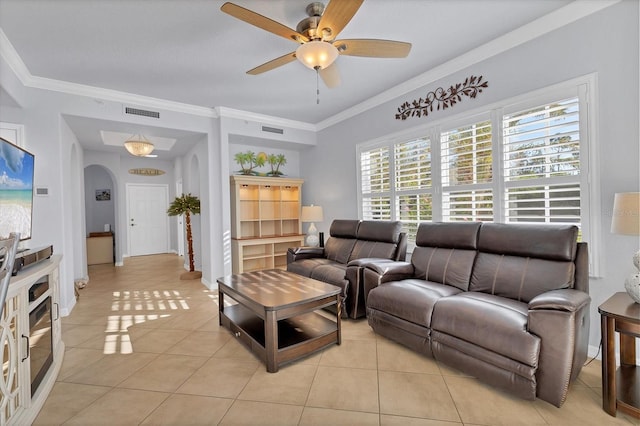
[35,254,638,425]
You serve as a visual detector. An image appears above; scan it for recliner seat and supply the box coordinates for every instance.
[287,219,407,318]
[364,221,590,407]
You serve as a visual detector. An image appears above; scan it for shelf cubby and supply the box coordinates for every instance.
[230,175,305,273]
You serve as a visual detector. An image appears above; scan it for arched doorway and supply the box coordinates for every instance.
[84,164,115,265]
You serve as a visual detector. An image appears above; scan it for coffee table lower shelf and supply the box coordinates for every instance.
[220,303,339,371]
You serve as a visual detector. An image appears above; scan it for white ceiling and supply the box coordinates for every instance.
[0,0,579,157]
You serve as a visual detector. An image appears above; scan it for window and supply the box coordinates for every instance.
[358,78,597,272]
[393,137,432,242]
[441,120,493,222]
[503,98,581,227]
[360,146,391,220]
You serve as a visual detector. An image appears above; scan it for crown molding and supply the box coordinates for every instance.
[1,1,620,130]
[215,106,317,132]
[315,0,621,130]
[0,28,217,118]
[0,28,32,87]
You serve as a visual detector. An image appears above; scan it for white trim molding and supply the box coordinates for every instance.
[0,1,620,129]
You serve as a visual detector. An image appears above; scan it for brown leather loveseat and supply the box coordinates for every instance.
[287,219,407,319]
[364,222,590,407]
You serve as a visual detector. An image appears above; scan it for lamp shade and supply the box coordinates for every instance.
[124,135,154,157]
[611,192,640,235]
[296,41,339,70]
[301,205,323,222]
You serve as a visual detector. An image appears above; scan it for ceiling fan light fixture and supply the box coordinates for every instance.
[124,135,155,157]
[296,40,339,70]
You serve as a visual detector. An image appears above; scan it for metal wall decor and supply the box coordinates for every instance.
[395,75,489,120]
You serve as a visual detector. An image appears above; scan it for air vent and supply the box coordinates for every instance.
[124,107,160,119]
[261,126,284,134]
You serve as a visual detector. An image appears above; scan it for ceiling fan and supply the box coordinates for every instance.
[220,0,412,88]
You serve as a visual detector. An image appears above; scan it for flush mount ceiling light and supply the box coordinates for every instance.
[124,135,154,157]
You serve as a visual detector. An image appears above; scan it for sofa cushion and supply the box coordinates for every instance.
[356,220,402,243]
[415,221,481,249]
[409,222,481,291]
[411,247,478,291]
[329,219,360,238]
[349,240,398,261]
[287,258,334,277]
[431,292,541,368]
[347,221,401,262]
[324,237,357,264]
[309,264,348,292]
[367,279,462,328]
[469,253,575,302]
[477,223,578,261]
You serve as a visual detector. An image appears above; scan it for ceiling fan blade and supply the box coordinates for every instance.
[319,63,341,88]
[247,51,297,75]
[317,0,364,41]
[334,39,412,58]
[221,2,309,43]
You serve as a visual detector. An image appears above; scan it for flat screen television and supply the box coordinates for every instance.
[0,137,34,241]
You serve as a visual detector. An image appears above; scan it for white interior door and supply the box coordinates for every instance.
[127,184,169,256]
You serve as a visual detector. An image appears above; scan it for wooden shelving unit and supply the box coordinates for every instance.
[230,175,304,273]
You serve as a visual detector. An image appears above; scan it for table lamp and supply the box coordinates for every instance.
[301,205,323,247]
[611,192,640,303]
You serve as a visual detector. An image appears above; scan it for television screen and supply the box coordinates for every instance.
[0,137,34,241]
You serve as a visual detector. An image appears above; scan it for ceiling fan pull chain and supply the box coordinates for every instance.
[316,67,320,104]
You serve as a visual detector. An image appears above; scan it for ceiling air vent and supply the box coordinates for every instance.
[124,106,160,119]
[261,126,284,134]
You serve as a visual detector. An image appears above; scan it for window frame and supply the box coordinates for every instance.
[356,74,600,276]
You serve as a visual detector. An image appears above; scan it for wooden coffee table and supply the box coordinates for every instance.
[216,269,342,372]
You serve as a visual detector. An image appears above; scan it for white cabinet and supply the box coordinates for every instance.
[0,255,64,425]
[230,176,304,273]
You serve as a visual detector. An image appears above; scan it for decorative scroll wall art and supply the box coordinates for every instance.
[395,75,489,120]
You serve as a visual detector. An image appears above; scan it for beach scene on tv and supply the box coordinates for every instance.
[0,139,34,240]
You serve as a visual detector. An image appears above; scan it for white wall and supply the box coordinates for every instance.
[302,1,639,350]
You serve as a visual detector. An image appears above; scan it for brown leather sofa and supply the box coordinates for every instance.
[364,222,590,407]
[287,219,407,319]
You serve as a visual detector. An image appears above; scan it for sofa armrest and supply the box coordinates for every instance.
[528,289,591,312]
[361,260,414,289]
[528,289,591,407]
[286,247,325,264]
[361,260,414,280]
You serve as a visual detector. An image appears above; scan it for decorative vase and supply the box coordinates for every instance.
[625,250,640,304]
[625,273,640,304]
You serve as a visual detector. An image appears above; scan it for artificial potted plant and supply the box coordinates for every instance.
[267,153,287,176]
[167,193,202,280]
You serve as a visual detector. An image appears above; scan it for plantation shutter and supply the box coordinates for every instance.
[502,97,581,226]
[441,120,493,221]
[394,137,432,241]
[360,146,391,220]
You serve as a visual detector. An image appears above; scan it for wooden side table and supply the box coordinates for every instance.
[598,292,640,419]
